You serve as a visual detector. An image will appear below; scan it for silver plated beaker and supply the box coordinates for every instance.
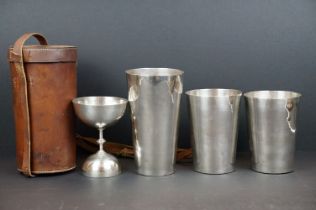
[126,68,183,176]
[245,90,301,174]
[186,89,242,174]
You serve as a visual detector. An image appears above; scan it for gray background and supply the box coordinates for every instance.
[1,0,315,151]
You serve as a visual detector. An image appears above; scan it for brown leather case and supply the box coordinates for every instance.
[8,33,77,177]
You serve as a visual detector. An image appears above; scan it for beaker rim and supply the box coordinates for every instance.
[244,90,301,100]
[126,68,183,77]
[186,88,242,97]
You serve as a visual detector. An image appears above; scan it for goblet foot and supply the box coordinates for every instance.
[82,150,121,177]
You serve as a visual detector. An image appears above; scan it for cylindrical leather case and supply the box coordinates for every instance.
[8,33,77,177]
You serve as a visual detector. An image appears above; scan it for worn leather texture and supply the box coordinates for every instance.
[8,33,77,176]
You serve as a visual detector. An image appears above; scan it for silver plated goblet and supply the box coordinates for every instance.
[72,96,128,177]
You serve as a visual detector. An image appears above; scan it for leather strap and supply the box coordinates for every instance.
[11,33,48,177]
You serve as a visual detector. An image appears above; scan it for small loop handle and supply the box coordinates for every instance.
[12,32,48,57]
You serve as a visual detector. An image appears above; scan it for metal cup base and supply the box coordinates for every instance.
[81,151,122,178]
[194,167,234,175]
[136,169,175,177]
[252,165,294,174]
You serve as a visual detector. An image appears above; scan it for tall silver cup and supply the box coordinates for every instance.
[245,90,301,174]
[126,68,183,176]
[186,89,242,174]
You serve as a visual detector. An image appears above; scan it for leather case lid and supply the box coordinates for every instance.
[8,45,77,63]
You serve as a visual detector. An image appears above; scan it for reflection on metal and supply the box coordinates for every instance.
[286,100,296,133]
[245,90,301,174]
[126,68,183,176]
[73,96,127,177]
[186,89,242,174]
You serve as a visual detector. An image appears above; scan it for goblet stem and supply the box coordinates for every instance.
[97,127,106,152]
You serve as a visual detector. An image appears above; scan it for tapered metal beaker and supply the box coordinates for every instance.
[126,68,183,176]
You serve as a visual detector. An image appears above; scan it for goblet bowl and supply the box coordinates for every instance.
[72,96,128,128]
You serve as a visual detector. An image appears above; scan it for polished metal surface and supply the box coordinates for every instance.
[187,89,242,174]
[72,96,127,128]
[81,151,121,178]
[72,96,127,177]
[126,68,183,176]
[245,91,301,174]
